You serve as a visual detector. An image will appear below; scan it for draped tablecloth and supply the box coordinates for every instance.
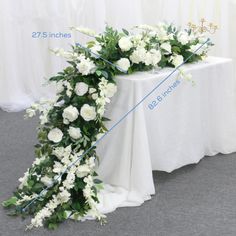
[94,57,236,214]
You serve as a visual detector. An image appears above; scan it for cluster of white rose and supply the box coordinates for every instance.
[114,23,209,71]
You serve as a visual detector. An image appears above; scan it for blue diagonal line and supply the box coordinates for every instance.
[22,39,209,212]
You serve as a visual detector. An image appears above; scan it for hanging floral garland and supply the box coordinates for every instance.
[2,23,213,229]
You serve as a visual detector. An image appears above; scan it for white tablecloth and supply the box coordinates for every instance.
[95,57,236,214]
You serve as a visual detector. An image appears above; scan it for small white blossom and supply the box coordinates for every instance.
[41,176,53,187]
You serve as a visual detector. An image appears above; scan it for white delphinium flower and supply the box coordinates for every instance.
[116,58,130,72]
[82,175,105,220]
[77,57,96,76]
[68,126,82,140]
[86,156,96,169]
[70,26,96,37]
[58,188,71,203]
[53,161,66,174]
[75,82,89,96]
[80,104,96,121]
[76,165,91,178]
[62,81,73,98]
[62,172,75,189]
[41,176,53,187]
[28,162,78,229]
[170,54,184,67]
[48,128,63,143]
[32,156,46,166]
[104,83,117,98]
[51,48,66,57]
[25,107,36,118]
[39,113,48,125]
[96,132,105,141]
[160,42,172,54]
[62,105,79,124]
[52,147,65,160]
[118,37,133,52]
[18,169,30,189]
[130,47,147,64]
[136,24,156,31]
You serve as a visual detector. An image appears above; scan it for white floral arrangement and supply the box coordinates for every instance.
[2,22,213,230]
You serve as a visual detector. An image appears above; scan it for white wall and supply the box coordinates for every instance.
[0,0,235,111]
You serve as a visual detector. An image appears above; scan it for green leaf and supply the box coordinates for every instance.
[2,196,18,208]
[94,179,102,184]
[96,70,102,76]
[122,28,129,36]
[48,223,58,230]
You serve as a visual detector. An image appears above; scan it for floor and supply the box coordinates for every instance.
[0,109,236,236]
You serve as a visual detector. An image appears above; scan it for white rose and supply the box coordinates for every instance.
[144,52,153,66]
[48,128,63,143]
[118,37,133,51]
[177,31,189,45]
[144,49,162,66]
[170,54,184,67]
[56,82,64,94]
[116,58,131,72]
[75,82,88,96]
[68,126,82,140]
[150,49,162,65]
[105,83,117,98]
[80,104,96,121]
[160,42,172,54]
[130,47,147,64]
[77,58,96,76]
[62,105,79,123]
[41,176,53,187]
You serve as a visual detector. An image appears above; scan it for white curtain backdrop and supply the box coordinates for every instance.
[0,0,236,111]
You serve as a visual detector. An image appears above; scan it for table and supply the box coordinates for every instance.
[95,57,236,214]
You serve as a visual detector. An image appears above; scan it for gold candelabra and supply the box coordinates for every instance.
[188,18,218,34]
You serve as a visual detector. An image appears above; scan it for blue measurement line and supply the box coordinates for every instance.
[22,39,209,213]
